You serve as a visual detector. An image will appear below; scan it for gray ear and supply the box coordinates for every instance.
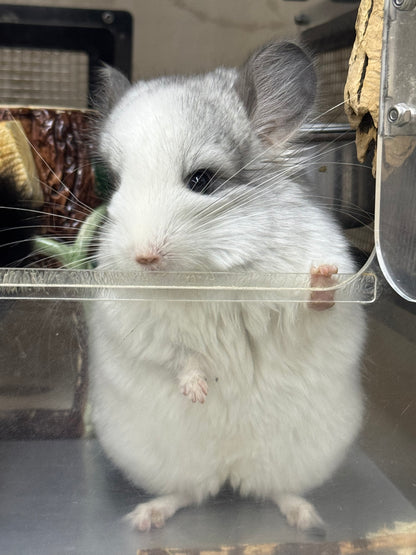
[94,63,131,115]
[235,42,316,144]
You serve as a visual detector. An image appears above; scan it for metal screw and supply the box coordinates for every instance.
[388,103,416,126]
[388,107,400,123]
[392,0,416,10]
[102,11,115,24]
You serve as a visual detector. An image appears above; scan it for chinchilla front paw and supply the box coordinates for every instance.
[179,369,208,403]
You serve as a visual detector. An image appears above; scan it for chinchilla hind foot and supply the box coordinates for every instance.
[274,492,326,534]
[125,493,194,532]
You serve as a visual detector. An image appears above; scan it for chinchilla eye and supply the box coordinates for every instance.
[185,169,215,195]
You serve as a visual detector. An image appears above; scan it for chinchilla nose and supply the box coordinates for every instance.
[135,253,161,266]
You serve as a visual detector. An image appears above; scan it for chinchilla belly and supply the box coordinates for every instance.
[88,301,365,499]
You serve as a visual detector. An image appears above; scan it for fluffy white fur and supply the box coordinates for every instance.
[88,42,366,532]
[88,295,365,530]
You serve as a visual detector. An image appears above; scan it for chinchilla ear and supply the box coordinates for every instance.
[93,63,131,115]
[235,42,316,145]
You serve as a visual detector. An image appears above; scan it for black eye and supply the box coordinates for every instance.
[186,169,215,195]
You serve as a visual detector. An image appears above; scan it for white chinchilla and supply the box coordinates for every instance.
[87,42,366,532]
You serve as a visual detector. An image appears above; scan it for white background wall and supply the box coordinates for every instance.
[0,0,355,80]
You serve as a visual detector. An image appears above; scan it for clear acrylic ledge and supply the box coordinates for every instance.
[0,266,378,303]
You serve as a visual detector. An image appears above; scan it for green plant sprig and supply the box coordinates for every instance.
[34,204,107,270]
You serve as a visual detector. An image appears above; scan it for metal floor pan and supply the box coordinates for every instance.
[1,439,415,554]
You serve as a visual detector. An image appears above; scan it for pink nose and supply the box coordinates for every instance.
[135,254,161,266]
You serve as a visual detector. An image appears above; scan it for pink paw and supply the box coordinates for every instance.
[126,503,167,532]
[286,500,325,531]
[179,370,208,404]
[275,493,325,532]
[126,495,181,531]
[309,264,338,311]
